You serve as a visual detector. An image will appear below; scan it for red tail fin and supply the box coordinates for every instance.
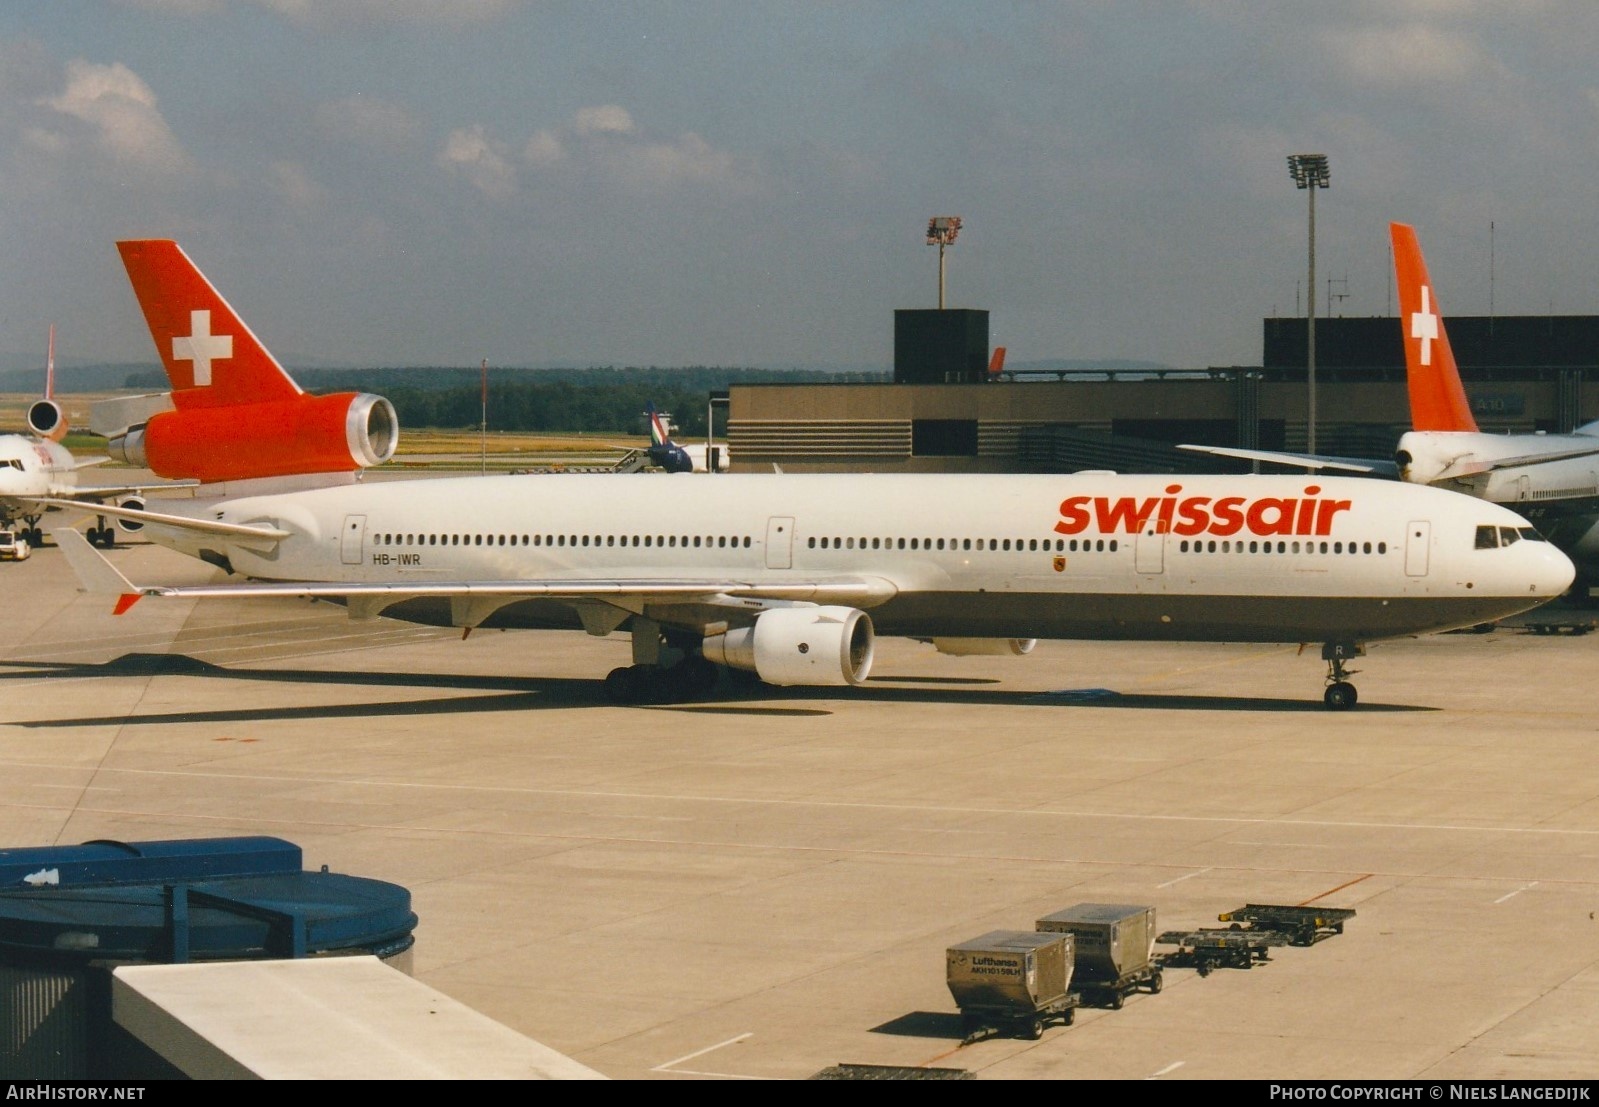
[1391,222,1477,432]
[116,240,303,412]
[988,346,1006,377]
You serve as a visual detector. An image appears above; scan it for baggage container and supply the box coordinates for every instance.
[947,930,1072,1012]
[946,930,1077,1040]
[1035,903,1155,984]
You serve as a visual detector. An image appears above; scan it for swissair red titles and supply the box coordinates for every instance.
[1056,484,1353,538]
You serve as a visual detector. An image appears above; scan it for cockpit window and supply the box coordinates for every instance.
[1519,527,1547,542]
[1498,526,1521,546]
[5,459,22,471]
[1474,525,1499,549]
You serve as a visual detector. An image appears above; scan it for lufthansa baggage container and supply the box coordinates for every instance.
[1035,903,1155,985]
[946,930,1072,1013]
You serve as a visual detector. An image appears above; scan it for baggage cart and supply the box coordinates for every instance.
[1156,929,1278,975]
[1216,903,1355,946]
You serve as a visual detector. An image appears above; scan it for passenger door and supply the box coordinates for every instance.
[1404,520,1430,576]
[341,514,367,566]
[1135,525,1164,574]
[765,516,795,569]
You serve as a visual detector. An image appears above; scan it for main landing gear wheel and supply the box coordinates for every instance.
[1324,682,1357,710]
[1320,641,1362,711]
[603,657,721,705]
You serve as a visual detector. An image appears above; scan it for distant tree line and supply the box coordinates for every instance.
[121,365,888,435]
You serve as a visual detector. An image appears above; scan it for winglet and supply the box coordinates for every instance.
[52,528,142,612]
[1391,223,1477,433]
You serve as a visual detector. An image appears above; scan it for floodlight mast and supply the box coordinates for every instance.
[926,216,962,309]
[1287,154,1329,455]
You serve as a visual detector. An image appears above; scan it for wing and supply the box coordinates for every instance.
[1176,444,1400,478]
[52,528,897,630]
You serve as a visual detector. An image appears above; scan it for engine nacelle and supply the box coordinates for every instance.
[108,392,398,482]
[703,606,874,687]
[27,398,67,442]
[114,496,146,534]
[930,637,1037,656]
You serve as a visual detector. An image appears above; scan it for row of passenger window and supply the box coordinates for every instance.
[375,532,754,549]
[808,536,1119,552]
[1178,538,1388,555]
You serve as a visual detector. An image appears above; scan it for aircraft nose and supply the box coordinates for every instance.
[1531,542,1577,597]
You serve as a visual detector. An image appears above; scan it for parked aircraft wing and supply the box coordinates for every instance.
[1176,444,1400,478]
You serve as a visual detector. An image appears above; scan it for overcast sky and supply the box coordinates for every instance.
[2,1,1598,374]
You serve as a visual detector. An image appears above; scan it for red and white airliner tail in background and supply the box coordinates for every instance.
[92,240,398,488]
[1392,223,1477,434]
[48,239,1575,711]
[1389,222,1599,591]
[0,326,176,550]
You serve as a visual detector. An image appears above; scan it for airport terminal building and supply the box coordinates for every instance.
[725,309,1599,474]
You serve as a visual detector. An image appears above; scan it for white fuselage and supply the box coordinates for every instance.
[138,471,1572,644]
[1398,428,1599,576]
[0,434,78,522]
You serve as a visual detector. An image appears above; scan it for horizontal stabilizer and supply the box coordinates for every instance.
[1433,442,1599,480]
[52,528,137,596]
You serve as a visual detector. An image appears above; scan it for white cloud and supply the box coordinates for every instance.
[438,123,517,198]
[39,59,191,173]
[572,105,635,137]
[513,105,761,195]
[601,133,750,190]
[1314,22,1504,88]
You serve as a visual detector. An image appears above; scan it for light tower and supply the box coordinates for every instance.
[926,216,963,309]
[1287,154,1329,454]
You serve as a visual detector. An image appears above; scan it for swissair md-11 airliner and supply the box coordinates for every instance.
[49,240,1575,710]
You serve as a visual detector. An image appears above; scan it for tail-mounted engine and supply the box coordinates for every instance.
[27,399,67,442]
[703,606,875,687]
[107,392,398,483]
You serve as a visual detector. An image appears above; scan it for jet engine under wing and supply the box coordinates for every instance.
[1175,444,1400,478]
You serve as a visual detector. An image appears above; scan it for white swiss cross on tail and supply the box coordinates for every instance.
[172,310,233,386]
[1409,285,1438,367]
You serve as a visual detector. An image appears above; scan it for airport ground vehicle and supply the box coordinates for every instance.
[0,530,31,561]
